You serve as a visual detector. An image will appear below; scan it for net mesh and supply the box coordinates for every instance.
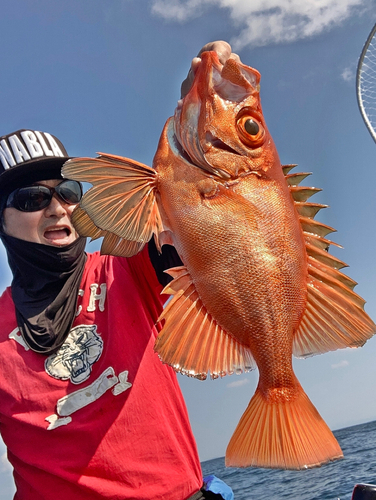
[357,23,376,143]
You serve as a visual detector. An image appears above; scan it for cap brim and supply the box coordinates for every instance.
[0,156,72,200]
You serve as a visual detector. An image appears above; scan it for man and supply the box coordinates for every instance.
[0,44,235,500]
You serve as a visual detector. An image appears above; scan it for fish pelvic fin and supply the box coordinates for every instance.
[225,383,343,469]
[155,266,256,380]
[282,165,376,357]
[62,154,163,256]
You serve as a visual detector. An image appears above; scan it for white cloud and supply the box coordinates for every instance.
[341,65,356,83]
[227,377,249,388]
[151,0,208,21]
[151,0,371,48]
[331,360,349,369]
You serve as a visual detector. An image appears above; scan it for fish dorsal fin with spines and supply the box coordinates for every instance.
[62,154,164,255]
[282,164,376,357]
[155,266,256,379]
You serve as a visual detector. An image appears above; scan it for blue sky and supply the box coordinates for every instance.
[1,0,376,494]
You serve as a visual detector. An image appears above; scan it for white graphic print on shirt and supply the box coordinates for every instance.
[8,281,133,430]
[45,367,132,430]
[45,324,103,384]
[9,327,29,350]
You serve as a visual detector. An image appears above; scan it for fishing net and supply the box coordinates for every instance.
[357,22,376,144]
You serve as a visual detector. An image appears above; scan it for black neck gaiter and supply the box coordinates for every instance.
[1,233,87,354]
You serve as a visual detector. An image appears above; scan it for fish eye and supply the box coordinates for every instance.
[244,119,259,136]
[236,113,265,148]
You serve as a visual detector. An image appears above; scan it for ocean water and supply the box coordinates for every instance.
[201,420,376,500]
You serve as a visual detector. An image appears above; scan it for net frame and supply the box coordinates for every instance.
[356,22,376,144]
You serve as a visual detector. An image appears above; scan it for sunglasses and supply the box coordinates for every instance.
[6,180,83,212]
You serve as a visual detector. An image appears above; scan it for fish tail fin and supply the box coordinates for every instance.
[225,384,343,469]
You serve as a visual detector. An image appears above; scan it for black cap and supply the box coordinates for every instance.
[0,129,71,203]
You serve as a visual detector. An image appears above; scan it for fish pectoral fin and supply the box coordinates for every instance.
[293,256,376,357]
[72,207,146,257]
[71,206,104,240]
[100,233,145,257]
[155,266,255,379]
[226,383,343,469]
[62,154,164,251]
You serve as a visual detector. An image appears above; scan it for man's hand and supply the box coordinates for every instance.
[180,41,241,98]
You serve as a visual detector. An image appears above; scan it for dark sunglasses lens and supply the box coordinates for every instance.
[16,186,52,212]
[56,180,82,204]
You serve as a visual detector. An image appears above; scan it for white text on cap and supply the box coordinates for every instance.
[0,131,64,170]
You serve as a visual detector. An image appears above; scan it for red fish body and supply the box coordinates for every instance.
[62,52,376,469]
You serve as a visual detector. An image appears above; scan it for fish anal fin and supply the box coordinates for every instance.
[155,266,256,379]
[226,384,343,469]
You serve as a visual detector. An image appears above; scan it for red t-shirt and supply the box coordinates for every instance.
[0,250,202,499]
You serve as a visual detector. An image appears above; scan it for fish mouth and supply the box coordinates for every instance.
[170,52,262,180]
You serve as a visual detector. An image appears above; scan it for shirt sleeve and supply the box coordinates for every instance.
[148,238,183,287]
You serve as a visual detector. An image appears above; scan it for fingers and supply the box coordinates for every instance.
[180,57,200,98]
[229,53,241,63]
[180,40,241,98]
[197,40,232,65]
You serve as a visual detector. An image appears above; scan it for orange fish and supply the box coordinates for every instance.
[62,51,376,470]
